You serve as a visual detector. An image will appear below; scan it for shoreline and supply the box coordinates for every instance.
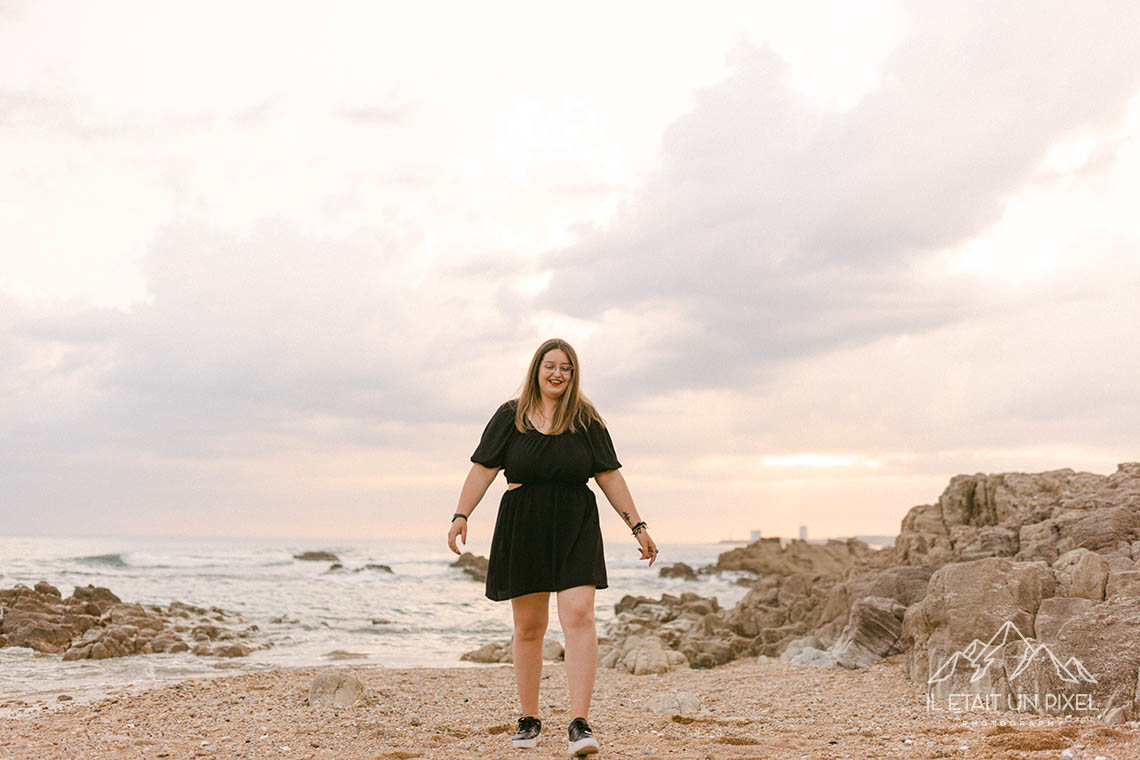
[3,657,1139,759]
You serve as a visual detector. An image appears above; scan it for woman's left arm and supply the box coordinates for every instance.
[595,469,658,566]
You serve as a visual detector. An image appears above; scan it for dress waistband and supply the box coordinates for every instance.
[507,479,588,490]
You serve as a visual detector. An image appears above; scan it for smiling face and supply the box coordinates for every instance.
[537,348,573,401]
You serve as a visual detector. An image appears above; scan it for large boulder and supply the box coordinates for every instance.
[927,593,1140,719]
[1106,570,1140,599]
[658,562,698,580]
[1034,597,1095,643]
[1052,549,1109,601]
[828,596,907,669]
[1049,596,1140,721]
[71,585,122,615]
[308,672,365,707]
[865,565,934,606]
[925,625,1099,717]
[903,557,1056,684]
[451,552,489,582]
[646,691,702,715]
[459,640,511,663]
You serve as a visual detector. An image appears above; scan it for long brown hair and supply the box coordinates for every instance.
[514,338,604,434]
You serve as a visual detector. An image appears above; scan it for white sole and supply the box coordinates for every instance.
[512,737,538,749]
[568,737,599,756]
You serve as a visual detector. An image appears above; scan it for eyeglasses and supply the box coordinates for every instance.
[541,362,574,375]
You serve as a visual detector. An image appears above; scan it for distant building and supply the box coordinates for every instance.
[750,530,763,541]
[799,525,808,540]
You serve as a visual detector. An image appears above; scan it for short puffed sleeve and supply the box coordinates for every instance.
[585,417,622,475]
[470,401,515,469]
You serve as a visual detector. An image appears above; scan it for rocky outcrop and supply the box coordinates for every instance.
[694,462,1140,719]
[326,563,394,574]
[894,464,1140,568]
[598,592,756,673]
[659,562,698,580]
[464,638,563,663]
[903,557,1057,683]
[600,634,689,675]
[890,463,1140,718]
[1052,549,1109,601]
[0,583,266,660]
[294,551,340,562]
[706,537,884,577]
[459,637,564,663]
[1047,596,1140,720]
[451,552,489,582]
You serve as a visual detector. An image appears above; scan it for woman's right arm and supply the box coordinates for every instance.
[447,463,501,555]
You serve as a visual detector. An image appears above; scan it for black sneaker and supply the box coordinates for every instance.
[512,715,541,749]
[567,717,599,756]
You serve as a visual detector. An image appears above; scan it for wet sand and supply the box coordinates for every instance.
[2,656,1138,759]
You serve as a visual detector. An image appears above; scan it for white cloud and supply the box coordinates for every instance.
[3,0,1140,539]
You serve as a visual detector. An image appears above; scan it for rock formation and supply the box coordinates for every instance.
[459,637,564,663]
[893,465,1140,568]
[308,672,365,707]
[707,536,884,577]
[590,462,1140,721]
[658,562,698,580]
[294,551,340,562]
[0,583,266,660]
[599,593,740,673]
[451,552,489,582]
[326,563,394,574]
[896,463,1140,718]
[646,691,702,715]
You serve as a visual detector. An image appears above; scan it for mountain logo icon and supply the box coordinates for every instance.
[927,620,1097,686]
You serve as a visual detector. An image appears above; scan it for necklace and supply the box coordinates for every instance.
[529,408,555,433]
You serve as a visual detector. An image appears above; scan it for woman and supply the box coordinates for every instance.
[447,338,658,757]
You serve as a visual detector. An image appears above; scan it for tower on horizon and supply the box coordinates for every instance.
[799,525,807,540]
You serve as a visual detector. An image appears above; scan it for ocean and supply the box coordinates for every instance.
[0,535,749,701]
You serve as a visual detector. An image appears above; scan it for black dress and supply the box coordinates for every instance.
[471,400,621,601]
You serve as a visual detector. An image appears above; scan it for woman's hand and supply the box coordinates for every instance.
[447,517,467,555]
[636,530,658,567]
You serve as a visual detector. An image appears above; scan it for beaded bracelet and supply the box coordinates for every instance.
[452,513,468,522]
[630,520,647,537]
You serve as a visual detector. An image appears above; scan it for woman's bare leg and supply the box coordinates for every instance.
[556,585,597,721]
[510,592,550,717]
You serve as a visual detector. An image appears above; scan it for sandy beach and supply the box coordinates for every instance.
[3,656,1139,760]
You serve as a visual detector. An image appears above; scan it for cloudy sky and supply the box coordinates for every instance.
[3,0,1139,545]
